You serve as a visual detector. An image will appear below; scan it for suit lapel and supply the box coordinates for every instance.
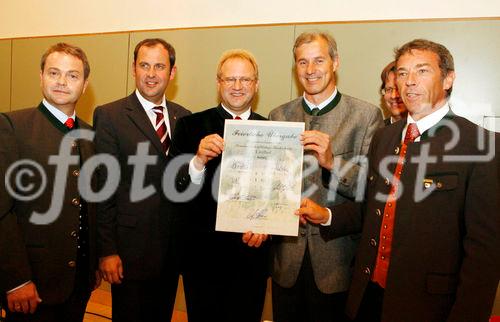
[215,105,231,129]
[249,112,261,120]
[166,101,180,134]
[124,94,166,157]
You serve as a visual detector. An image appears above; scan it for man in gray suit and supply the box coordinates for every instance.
[269,31,383,321]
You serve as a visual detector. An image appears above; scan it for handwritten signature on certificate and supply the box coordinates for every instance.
[216,120,304,236]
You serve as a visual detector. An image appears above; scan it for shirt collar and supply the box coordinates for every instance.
[135,89,166,111]
[221,103,252,120]
[406,102,450,137]
[303,87,338,111]
[42,98,75,124]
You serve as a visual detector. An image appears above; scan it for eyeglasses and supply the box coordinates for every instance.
[382,87,398,95]
[218,77,255,87]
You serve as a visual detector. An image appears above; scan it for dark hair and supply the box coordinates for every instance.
[395,39,454,97]
[380,61,396,94]
[133,38,176,69]
[40,43,90,79]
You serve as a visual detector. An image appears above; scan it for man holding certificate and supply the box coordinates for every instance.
[169,49,269,322]
[269,31,383,321]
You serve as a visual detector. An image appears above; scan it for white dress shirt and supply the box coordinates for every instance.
[303,88,338,112]
[135,89,172,137]
[43,98,75,123]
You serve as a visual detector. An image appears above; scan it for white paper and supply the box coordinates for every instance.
[216,120,304,236]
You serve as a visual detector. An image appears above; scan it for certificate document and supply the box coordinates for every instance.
[216,120,304,236]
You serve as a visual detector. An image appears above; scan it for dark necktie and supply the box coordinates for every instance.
[310,108,320,116]
[64,118,75,129]
[153,106,170,153]
[372,123,420,288]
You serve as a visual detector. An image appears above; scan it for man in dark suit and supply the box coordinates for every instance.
[297,39,499,322]
[0,43,99,321]
[380,61,407,126]
[269,31,383,322]
[169,49,269,322]
[93,38,190,322]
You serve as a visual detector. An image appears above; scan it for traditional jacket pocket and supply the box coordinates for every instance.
[422,172,458,191]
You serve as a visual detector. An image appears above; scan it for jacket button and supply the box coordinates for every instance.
[68,261,76,268]
[71,198,80,207]
[375,209,382,217]
[363,267,371,275]
[369,238,377,247]
[72,170,80,177]
[369,175,374,182]
[300,231,306,237]
[394,146,400,154]
[70,230,77,238]
[71,141,78,148]
[384,178,390,186]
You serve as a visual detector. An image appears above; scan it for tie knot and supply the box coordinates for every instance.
[310,108,320,116]
[153,106,164,114]
[64,118,75,129]
[234,116,242,120]
[404,123,420,144]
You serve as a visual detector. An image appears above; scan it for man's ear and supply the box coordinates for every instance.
[169,66,177,81]
[332,56,340,73]
[82,79,89,94]
[443,70,455,91]
[132,62,137,79]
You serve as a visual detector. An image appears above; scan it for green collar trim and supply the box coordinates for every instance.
[38,102,79,134]
[302,92,342,116]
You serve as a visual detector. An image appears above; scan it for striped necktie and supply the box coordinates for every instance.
[153,106,170,153]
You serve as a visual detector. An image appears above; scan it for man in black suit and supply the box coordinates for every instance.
[297,39,499,322]
[93,38,190,322]
[169,49,269,322]
[0,43,99,321]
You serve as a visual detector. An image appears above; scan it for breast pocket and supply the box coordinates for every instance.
[421,172,458,192]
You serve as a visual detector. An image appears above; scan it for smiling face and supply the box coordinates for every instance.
[40,51,88,114]
[383,71,407,120]
[396,49,455,120]
[217,57,259,115]
[294,38,338,105]
[133,44,175,105]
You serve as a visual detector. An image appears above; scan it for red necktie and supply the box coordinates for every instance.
[64,118,75,129]
[152,106,170,153]
[372,123,420,288]
[234,116,242,120]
